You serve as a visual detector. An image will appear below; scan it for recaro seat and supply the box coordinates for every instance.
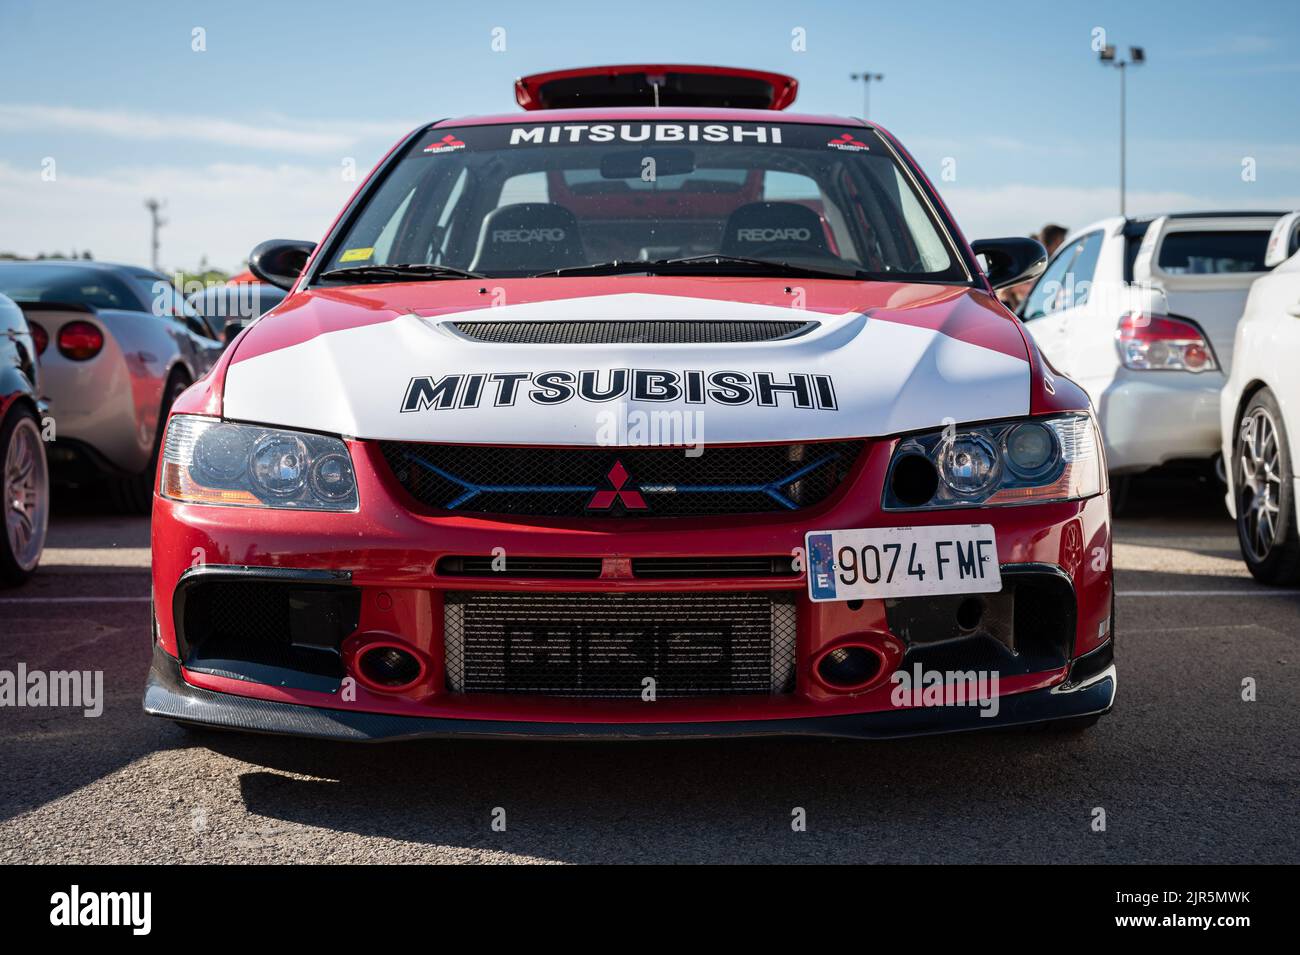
[469,202,586,273]
[720,201,831,260]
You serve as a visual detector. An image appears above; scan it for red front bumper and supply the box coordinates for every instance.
[147,438,1115,737]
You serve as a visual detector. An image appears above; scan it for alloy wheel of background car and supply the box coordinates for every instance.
[1235,389,1300,584]
[1,405,49,585]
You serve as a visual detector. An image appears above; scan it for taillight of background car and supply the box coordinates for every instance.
[1115,311,1216,372]
[29,321,48,356]
[56,320,104,361]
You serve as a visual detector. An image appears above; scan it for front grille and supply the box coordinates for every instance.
[380,441,864,518]
[888,570,1074,677]
[443,591,797,697]
[632,556,799,578]
[437,555,799,579]
[437,555,603,579]
[177,576,360,691]
[450,319,816,344]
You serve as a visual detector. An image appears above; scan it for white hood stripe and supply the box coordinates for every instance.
[223,293,1029,444]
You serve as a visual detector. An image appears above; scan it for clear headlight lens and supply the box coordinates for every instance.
[161,415,358,510]
[884,414,1101,509]
[1005,421,1055,475]
[939,433,1000,496]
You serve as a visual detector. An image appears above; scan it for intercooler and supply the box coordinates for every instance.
[443,591,797,698]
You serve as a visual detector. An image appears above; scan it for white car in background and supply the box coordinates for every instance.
[1020,211,1286,506]
[1221,211,1300,582]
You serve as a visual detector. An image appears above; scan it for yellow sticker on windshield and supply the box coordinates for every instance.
[340,247,374,263]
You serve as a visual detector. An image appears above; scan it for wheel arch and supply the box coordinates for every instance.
[1232,379,1272,438]
[0,367,41,425]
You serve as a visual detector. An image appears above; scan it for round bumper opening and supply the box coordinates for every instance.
[355,642,426,692]
[814,643,886,692]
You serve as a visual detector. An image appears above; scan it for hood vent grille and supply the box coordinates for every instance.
[449,319,816,345]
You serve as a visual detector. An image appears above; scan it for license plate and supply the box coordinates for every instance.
[805,524,1001,602]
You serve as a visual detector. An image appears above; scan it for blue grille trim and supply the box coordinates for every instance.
[401,449,843,512]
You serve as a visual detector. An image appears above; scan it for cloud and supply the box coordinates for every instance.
[939,183,1300,239]
[1170,33,1279,57]
[0,104,420,156]
[0,160,361,270]
[3,161,1297,275]
[910,136,1300,173]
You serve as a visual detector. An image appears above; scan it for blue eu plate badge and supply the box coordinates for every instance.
[807,532,838,600]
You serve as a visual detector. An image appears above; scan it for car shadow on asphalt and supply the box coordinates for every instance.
[204,727,1120,863]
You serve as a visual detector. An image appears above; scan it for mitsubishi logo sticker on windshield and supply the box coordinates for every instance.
[827,132,869,152]
[424,134,466,154]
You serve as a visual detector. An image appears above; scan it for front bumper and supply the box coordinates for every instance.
[147,438,1115,739]
[144,640,1115,740]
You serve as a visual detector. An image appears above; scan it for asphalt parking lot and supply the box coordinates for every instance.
[0,476,1296,864]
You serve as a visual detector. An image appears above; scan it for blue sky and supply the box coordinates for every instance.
[1,0,1297,270]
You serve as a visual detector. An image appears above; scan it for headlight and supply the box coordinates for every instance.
[161,415,358,511]
[883,414,1101,509]
[939,433,999,496]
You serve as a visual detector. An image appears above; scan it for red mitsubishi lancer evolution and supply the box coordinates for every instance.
[144,65,1115,740]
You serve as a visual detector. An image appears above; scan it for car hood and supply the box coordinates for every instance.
[222,277,1031,445]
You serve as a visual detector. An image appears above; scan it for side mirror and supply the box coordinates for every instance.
[971,237,1048,291]
[248,239,316,291]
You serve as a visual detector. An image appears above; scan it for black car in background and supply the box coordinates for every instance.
[185,282,287,345]
[0,291,48,585]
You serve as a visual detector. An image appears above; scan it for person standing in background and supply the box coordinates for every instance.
[1038,224,1067,258]
[999,223,1068,312]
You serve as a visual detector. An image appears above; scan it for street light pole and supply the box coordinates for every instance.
[143,198,167,272]
[850,72,884,120]
[1120,60,1126,216]
[1099,44,1145,217]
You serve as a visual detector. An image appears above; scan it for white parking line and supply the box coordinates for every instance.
[1117,589,1300,597]
[0,596,151,604]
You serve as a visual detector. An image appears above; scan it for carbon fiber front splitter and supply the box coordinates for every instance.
[142,642,1115,742]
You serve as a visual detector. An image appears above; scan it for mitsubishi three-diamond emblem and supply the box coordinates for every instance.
[587,460,647,510]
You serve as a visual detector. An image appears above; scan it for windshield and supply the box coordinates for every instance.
[317,121,966,283]
[0,263,144,310]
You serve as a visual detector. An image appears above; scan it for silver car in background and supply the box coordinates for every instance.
[0,261,223,512]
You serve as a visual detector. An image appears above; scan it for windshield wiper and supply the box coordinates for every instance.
[318,263,485,283]
[530,259,657,278]
[659,254,866,279]
[532,255,865,280]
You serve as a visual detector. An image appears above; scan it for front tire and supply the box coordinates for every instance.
[1108,473,1132,518]
[1234,388,1300,584]
[1,404,50,586]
